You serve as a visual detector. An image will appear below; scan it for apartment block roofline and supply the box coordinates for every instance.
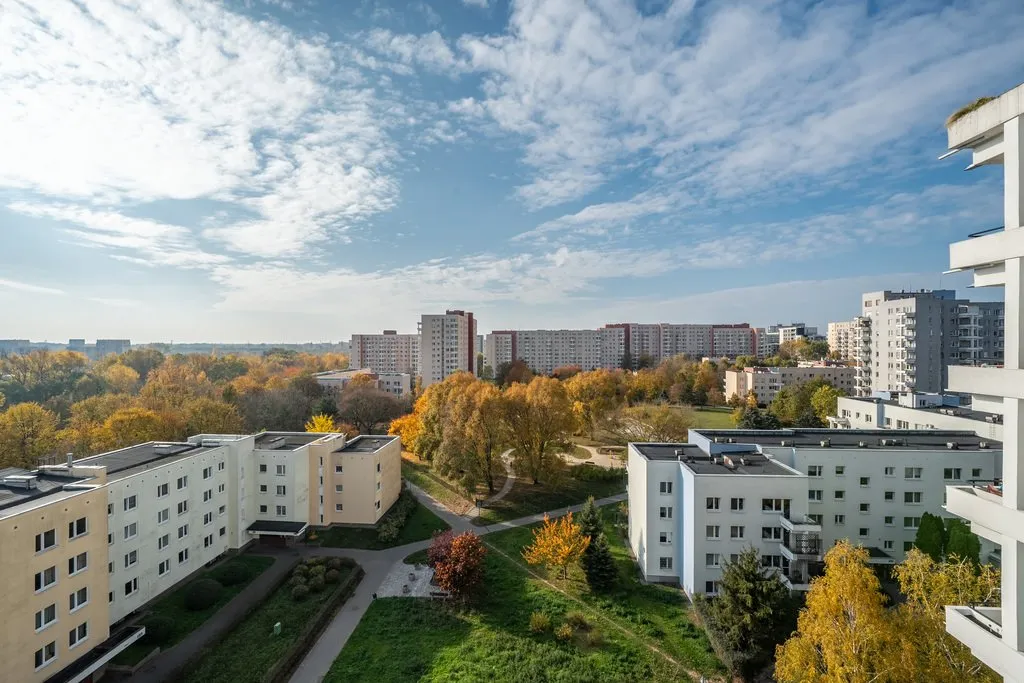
[690,428,998,451]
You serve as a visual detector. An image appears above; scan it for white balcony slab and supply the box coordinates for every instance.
[947,606,1024,680]
[945,485,1024,545]
[950,230,1024,271]
[947,366,1024,400]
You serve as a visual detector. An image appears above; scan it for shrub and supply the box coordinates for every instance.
[325,569,341,584]
[564,611,590,631]
[585,629,605,648]
[555,624,574,642]
[529,611,551,633]
[328,558,343,570]
[213,562,251,587]
[572,464,626,483]
[183,578,224,612]
[308,575,326,592]
[293,563,309,576]
[428,530,454,568]
[141,614,175,645]
[289,574,307,588]
[309,564,327,577]
[291,584,310,601]
[376,490,418,543]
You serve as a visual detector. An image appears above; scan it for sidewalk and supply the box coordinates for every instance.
[405,481,474,533]
[129,552,299,683]
[478,492,628,535]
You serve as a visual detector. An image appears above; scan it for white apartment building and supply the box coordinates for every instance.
[628,429,1000,597]
[831,394,1004,441]
[314,369,412,396]
[772,323,819,343]
[754,327,778,359]
[350,330,420,376]
[940,84,1024,680]
[484,331,515,372]
[622,323,757,363]
[419,310,477,387]
[827,318,867,361]
[724,364,856,405]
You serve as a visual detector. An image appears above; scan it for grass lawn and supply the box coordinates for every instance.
[690,407,735,430]
[112,554,274,664]
[182,565,356,683]
[402,454,477,515]
[327,507,722,682]
[404,548,429,565]
[473,472,625,526]
[315,497,449,550]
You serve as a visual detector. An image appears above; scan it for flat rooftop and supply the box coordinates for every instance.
[0,468,85,512]
[693,429,999,451]
[842,395,1002,424]
[337,435,397,453]
[254,432,328,450]
[632,444,798,476]
[77,442,202,475]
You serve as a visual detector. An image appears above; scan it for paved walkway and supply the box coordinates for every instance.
[477,492,628,534]
[129,552,299,683]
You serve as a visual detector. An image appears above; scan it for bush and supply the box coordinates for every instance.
[293,564,309,576]
[529,611,551,633]
[555,624,574,642]
[309,564,327,578]
[308,575,326,593]
[141,614,175,645]
[291,584,310,601]
[376,490,418,543]
[585,629,605,648]
[289,574,307,588]
[183,578,224,612]
[213,562,251,587]
[328,558,343,570]
[572,464,626,483]
[564,611,590,631]
[325,569,341,584]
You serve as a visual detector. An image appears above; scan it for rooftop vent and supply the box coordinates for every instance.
[947,441,959,450]
[201,439,222,448]
[2,474,38,490]
[780,440,791,447]
[727,438,736,444]
[979,441,989,449]
[820,439,830,448]
[674,449,684,457]
[858,441,868,448]
[722,456,737,470]
[880,438,897,446]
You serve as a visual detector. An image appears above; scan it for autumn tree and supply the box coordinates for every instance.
[0,403,59,468]
[810,384,844,423]
[495,359,533,387]
[623,369,664,405]
[432,532,487,599]
[400,373,476,460]
[734,406,783,429]
[182,398,244,436]
[564,369,621,438]
[237,387,313,432]
[550,365,582,380]
[775,541,899,683]
[117,348,165,381]
[305,413,337,433]
[501,377,575,484]
[95,407,174,451]
[606,404,693,444]
[523,512,590,579]
[103,363,141,394]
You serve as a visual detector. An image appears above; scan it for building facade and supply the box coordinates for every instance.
[349,330,420,376]
[831,394,1004,441]
[419,310,477,387]
[0,431,400,683]
[827,318,866,361]
[314,369,412,396]
[939,84,1024,680]
[724,364,856,405]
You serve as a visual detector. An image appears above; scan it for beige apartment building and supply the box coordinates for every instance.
[0,431,400,683]
[725,364,856,405]
[350,330,420,375]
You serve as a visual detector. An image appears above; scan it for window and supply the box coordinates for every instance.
[276,505,287,516]
[124,578,138,596]
[158,534,169,550]
[220,527,226,537]
[706,497,720,511]
[730,498,745,511]
[761,555,783,568]
[259,485,268,493]
[884,491,894,502]
[259,505,268,514]
[157,483,169,497]
[808,514,823,524]
[36,529,57,553]
[203,490,213,502]
[177,476,188,490]
[884,466,895,476]
[376,463,381,473]
[69,622,88,648]
[730,525,745,539]
[177,500,188,515]
[178,524,189,539]
[218,505,226,515]
[69,587,88,612]
[859,477,870,487]
[761,526,782,540]
[218,461,225,471]
[904,541,914,552]
[904,492,922,505]
[659,506,673,519]
[158,509,169,524]
[124,495,137,511]
[259,464,267,473]
[835,466,845,476]
[68,552,87,576]
[858,528,869,538]
[904,516,922,529]
[809,489,822,502]
[108,503,113,515]
[659,531,671,543]
[203,512,213,525]
[179,549,189,564]
[706,525,720,540]
[376,501,381,510]
[659,481,673,494]
[334,504,343,512]
[124,550,138,569]
[883,540,894,550]
[808,465,822,477]
[705,581,719,594]
[218,483,225,493]
[158,559,170,576]
[68,517,88,539]
[276,464,286,476]
[834,514,846,525]
[124,522,137,540]
[944,468,962,481]
[108,562,113,573]
[904,467,922,480]
[659,557,673,570]
[34,642,56,670]
[705,553,720,567]
[761,498,785,512]
[334,465,343,473]
[109,592,113,603]
[334,485,343,493]
[834,490,845,500]
[204,534,214,548]
[884,516,895,526]
[203,466,212,480]
[35,604,57,631]
[972,468,982,478]
[276,485,286,496]
[859,503,870,513]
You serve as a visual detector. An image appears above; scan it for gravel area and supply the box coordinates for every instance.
[377,562,442,598]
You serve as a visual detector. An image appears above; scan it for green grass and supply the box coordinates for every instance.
[111,554,274,664]
[327,506,722,682]
[316,497,450,550]
[691,407,735,430]
[183,566,356,683]
[473,469,625,526]
[404,549,429,565]
[402,456,477,515]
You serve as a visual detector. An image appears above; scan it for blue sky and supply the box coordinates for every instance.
[1,0,1020,343]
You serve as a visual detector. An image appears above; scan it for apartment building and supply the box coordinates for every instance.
[619,323,757,362]
[419,310,477,387]
[0,431,400,683]
[831,394,1004,441]
[939,84,1024,679]
[628,429,1000,597]
[349,330,420,376]
[483,331,515,372]
[94,340,130,359]
[313,369,412,396]
[827,318,867,361]
[754,327,778,359]
[724,364,856,405]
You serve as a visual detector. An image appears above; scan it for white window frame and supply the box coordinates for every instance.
[124,522,138,540]
[68,622,89,649]
[35,566,57,593]
[68,517,88,540]
[34,641,57,671]
[35,604,57,632]
[36,529,57,554]
[124,495,137,511]
[68,552,88,577]
[69,587,88,613]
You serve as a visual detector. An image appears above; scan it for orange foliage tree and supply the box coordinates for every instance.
[431,532,487,599]
[522,512,590,579]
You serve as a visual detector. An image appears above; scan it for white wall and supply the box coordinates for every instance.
[835,397,1003,441]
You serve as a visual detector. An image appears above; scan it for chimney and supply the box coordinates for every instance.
[66,453,74,469]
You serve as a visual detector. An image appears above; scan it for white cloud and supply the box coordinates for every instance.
[363,29,467,74]
[462,0,489,7]
[458,0,1024,208]
[515,188,690,241]
[0,278,65,296]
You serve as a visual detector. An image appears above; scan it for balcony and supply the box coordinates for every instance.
[780,569,812,591]
[779,514,822,533]
[780,530,822,561]
[945,484,1024,545]
[946,606,1024,680]
[947,365,1024,399]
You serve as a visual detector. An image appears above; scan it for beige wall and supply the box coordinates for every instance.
[1,487,110,683]
[321,437,402,526]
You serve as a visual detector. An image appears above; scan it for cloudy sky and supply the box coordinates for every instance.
[1,0,1019,343]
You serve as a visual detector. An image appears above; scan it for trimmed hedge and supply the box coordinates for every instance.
[212,563,251,587]
[572,463,626,483]
[141,614,175,645]
[184,579,225,612]
[376,490,418,543]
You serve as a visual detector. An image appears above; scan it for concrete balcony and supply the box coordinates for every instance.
[945,484,1024,545]
[780,531,822,561]
[779,514,822,533]
[946,606,1024,681]
[950,228,1024,272]
[780,570,812,591]
[947,365,1024,399]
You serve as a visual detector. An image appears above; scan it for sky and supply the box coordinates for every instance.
[1,0,1021,343]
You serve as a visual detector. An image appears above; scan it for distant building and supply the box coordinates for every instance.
[0,339,31,356]
[350,330,420,376]
[826,318,865,361]
[313,369,412,396]
[724,363,856,405]
[830,393,1003,441]
[67,339,86,353]
[419,310,477,387]
[94,339,130,358]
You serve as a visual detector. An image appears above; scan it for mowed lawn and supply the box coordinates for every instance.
[690,407,736,430]
[315,496,449,549]
[326,507,723,683]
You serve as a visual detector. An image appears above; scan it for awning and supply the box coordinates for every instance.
[45,624,145,683]
[246,520,308,536]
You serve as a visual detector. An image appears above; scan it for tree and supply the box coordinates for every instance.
[496,359,533,387]
[336,385,403,433]
[734,407,782,429]
[564,369,621,438]
[103,363,140,394]
[117,348,165,381]
[237,387,313,432]
[914,511,947,562]
[945,518,982,565]
[576,496,603,541]
[97,407,174,450]
[891,550,1000,682]
[623,369,664,405]
[305,414,337,433]
[523,512,590,579]
[580,532,617,592]
[427,529,454,567]
[0,403,59,468]
[606,404,693,443]
[501,377,575,484]
[702,547,791,677]
[551,365,582,380]
[432,532,487,599]
[810,384,844,423]
[475,352,485,378]
[463,382,507,493]
[183,398,243,436]
[775,541,899,683]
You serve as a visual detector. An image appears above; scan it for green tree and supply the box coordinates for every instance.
[914,512,947,562]
[945,518,982,565]
[580,532,617,593]
[810,384,844,423]
[576,496,603,541]
[734,407,782,429]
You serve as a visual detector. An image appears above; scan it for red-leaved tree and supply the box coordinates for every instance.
[432,532,487,599]
[427,530,454,568]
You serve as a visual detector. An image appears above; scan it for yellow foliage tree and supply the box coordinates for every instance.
[502,376,575,484]
[184,398,244,436]
[775,541,899,683]
[97,407,174,451]
[389,411,422,451]
[0,402,60,468]
[564,368,621,437]
[305,414,337,433]
[103,363,141,394]
[522,512,590,579]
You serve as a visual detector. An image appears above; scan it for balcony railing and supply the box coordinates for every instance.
[785,536,822,555]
